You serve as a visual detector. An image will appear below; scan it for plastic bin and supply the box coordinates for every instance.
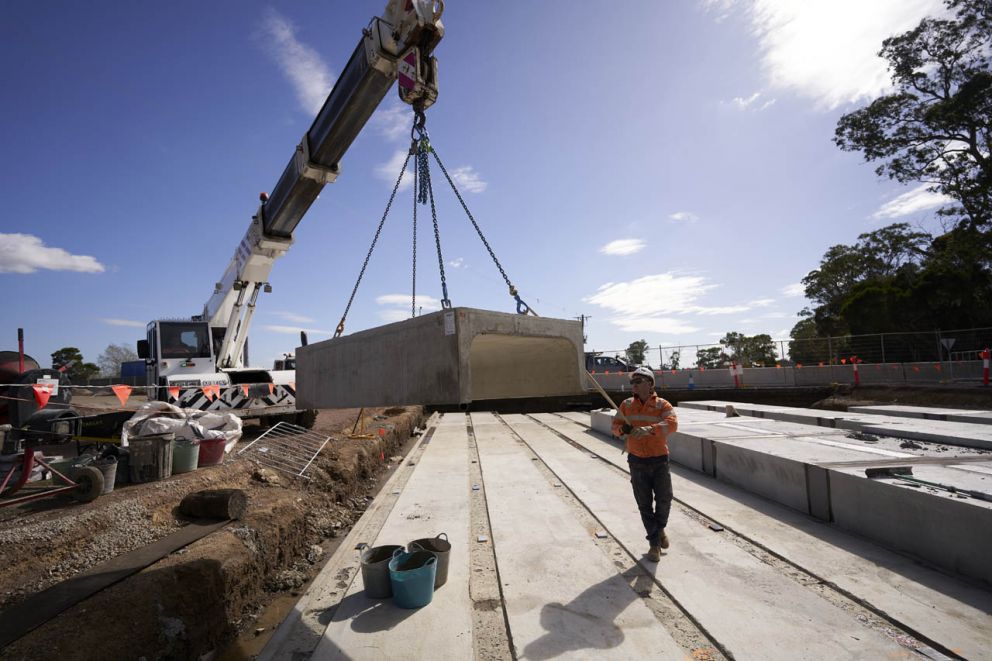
[388,550,438,609]
[408,533,450,589]
[92,457,118,494]
[197,437,226,467]
[357,544,403,599]
[129,433,175,483]
[172,439,200,474]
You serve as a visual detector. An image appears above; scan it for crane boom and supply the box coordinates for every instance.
[199,0,444,369]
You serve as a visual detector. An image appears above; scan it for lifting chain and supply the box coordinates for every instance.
[334,149,412,338]
[430,148,535,315]
[414,111,451,309]
[411,144,419,319]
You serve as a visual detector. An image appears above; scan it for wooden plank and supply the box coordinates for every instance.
[313,415,473,660]
[0,519,229,648]
[471,412,686,660]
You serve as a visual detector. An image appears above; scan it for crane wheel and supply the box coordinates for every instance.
[295,409,318,430]
[70,466,105,502]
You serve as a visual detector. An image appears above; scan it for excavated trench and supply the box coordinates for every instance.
[0,405,425,661]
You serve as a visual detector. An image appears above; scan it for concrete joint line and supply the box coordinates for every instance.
[510,413,731,660]
[545,413,966,661]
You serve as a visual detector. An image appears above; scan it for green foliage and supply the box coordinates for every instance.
[625,339,648,366]
[719,332,778,367]
[97,343,139,377]
[834,0,992,228]
[695,347,725,369]
[50,346,100,382]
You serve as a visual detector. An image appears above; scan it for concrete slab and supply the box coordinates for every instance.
[531,414,992,661]
[850,404,992,425]
[312,415,473,660]
[682,400,992,450]
[503,414,913,659]
[470,412,687,660]
[296,307,584,408]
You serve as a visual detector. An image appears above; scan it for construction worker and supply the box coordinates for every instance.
[611,366,678,562]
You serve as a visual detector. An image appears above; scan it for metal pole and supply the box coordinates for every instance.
[828,336,833,365]
[880,333,886,364]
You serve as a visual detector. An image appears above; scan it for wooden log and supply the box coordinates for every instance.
[179,488,247,520]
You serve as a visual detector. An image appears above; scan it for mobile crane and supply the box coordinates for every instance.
[137,0,444,426]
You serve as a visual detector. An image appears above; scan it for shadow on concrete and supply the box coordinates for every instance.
[327,591,417,634]
[520,571,642,660]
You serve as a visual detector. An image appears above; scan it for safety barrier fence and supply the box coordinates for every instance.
[588,357,991,391]
[0,381,294,410]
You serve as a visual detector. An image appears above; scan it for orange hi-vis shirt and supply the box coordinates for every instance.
[611,393,678,458]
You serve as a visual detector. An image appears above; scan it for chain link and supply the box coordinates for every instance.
[421,137,451,308]
[411,143,418,319]
[334,150,413,337]
[430,148,534,314]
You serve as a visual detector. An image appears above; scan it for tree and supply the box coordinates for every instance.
[834,0,992,228]
[97,343,139,377]
[800,223,930,336]
[625,339,648,366]
[720,332,778,367]
[50,346,100,383]
[695,347,726,369]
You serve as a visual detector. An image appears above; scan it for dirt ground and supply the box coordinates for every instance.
[812,383,992,410]
[0,399,425,661]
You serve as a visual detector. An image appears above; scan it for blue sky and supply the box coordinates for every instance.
[1,0,951,372]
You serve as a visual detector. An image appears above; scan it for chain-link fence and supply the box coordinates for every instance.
[589,326,992,369]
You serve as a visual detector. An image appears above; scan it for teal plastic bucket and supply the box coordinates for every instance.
[172,440,200,474]
[388,550,437,609]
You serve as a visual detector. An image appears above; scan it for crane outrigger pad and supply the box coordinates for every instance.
[296,308,585,408]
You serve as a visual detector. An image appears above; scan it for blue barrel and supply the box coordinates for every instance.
[388,550,437,609]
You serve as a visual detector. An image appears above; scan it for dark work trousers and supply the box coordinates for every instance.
[628,457,673,546]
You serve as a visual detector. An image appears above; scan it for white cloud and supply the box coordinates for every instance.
[375,150,414,191]
[871,184,952,219]
[263,325,332,335]
[727,0,944,109]
[271,310,315,324]
[371,101,411,141]
[377,293,442,321]
[585,272,753,324]
[748,298,775,307]
[261,10,335,115]
[599,239,646,256]
[612,317,701,334]
[782,283,805,297]
[450,166,487,193]
[448,257,465,268]
[761,311,790,319]
[669,211,699,223]
[102,318,145,328]
[0,233,104,274]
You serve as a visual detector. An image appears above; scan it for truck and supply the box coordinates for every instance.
[137,0,445,427]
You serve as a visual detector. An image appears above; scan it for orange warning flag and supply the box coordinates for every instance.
[796,363,803,369]
[32,384,53,409]
[111,384,132,407]
[268,383,275,395]
[168,386,180,400]
[211,385,222,400]
[912,366,920,372]
[818,362,824,367]
[840,358,847,365]
[934,364,942,371]
[290,382,296,391]
[202,385,216,401]
[241,384,250,397]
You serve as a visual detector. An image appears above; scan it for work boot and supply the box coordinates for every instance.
[659,530,670,549]
[647,545,661,562]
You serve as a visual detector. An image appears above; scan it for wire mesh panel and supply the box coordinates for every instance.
[236,421,330,478]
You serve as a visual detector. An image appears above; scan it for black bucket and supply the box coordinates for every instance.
[408,532,450,589]
[357,543,404,599]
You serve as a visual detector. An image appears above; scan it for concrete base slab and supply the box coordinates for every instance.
[682,400,992,450]
[850,404,992,425]
[503,414,911,659]
[471,413,686,659]
[312,416,473,660]
[532,414,992,661]
[296,307,584,408]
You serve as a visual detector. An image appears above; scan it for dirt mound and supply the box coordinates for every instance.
[0,406,424,660]
[812,384,992,411]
